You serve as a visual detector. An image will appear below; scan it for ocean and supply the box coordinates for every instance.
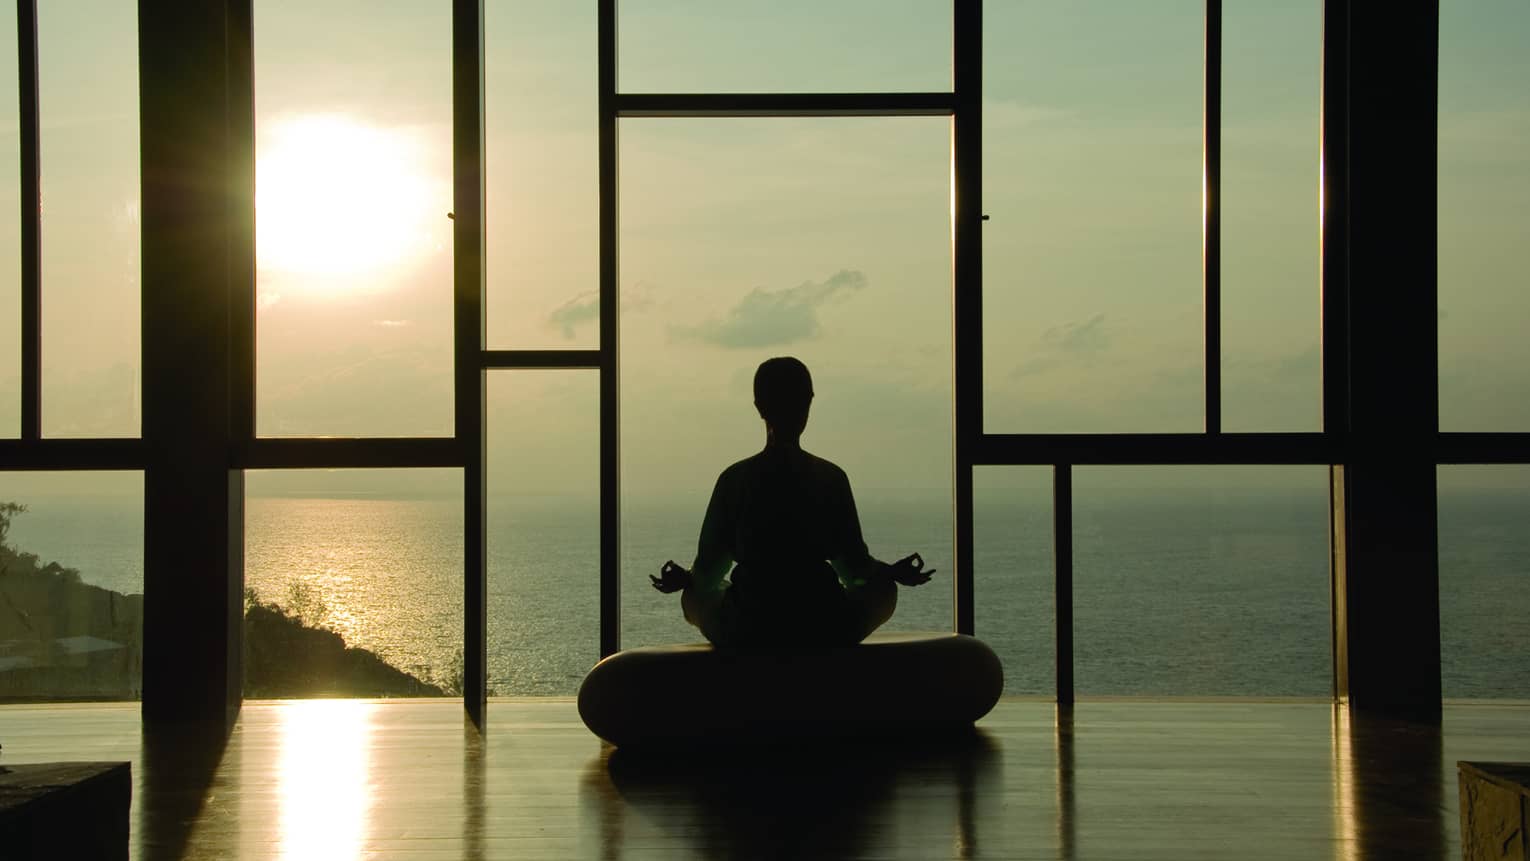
[4,485,1528,699]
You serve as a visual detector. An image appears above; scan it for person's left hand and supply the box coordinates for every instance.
[650,560,693,593]
[888,553,936,587]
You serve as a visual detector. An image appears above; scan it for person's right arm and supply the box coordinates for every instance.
[688,472,734,593]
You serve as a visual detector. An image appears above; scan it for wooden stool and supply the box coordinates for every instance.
[0,762,131,861]
[1459,761,1530,860]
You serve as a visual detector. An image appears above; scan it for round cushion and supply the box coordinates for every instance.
[577,632,1004,747]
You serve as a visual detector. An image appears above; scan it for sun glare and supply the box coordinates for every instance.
[257,114,444,289]
[277,699,373,860]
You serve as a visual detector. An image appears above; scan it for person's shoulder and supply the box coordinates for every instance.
[718,452,767,482]
[800,451,850,483]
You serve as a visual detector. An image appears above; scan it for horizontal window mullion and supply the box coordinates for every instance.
[1436,434,1530,464]
[616,92,955,118]
[0,438,145,470]
[974,433,1336,465]
[237,437,463,470]
[481,349,601,370]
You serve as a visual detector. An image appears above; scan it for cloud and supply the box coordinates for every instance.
[623,282,657,313]
[1271,345,1320,380]
[548,291,600,340]
[1010,313,1111,378]
[674,270,868,349]
[546,287,658,339]
[1045,313,1109,354]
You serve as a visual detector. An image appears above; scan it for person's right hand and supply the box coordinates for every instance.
[650,560,693,594]
[888,553,935,587]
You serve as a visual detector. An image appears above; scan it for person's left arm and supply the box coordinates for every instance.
[827,470,887,591]
[826,470,936,590]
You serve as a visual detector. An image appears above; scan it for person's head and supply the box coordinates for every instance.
[753,357,814,440]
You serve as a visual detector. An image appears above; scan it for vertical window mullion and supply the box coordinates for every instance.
[454,0,488,723]
[1054,464,1074,705]
[17,0,39,440]
[1204,0,1223,435]
[952,0,981,636]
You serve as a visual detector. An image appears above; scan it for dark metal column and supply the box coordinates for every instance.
[228,0,256,446]
[1326,0,1442,716]
[1322,0,1354,705]
[138,0,250,725]
[454,0,488,722]
[951,0,981,636]
[598,0,621,658]
[1321,2,1352,436]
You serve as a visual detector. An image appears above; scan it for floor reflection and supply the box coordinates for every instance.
[1055,706,1075,859]
[582,731,1002,860]
[1333,705,1448,860]
[138,719,236,861]
[9,699,1502,859]
[274,701,375,861]
[462,715,486,861]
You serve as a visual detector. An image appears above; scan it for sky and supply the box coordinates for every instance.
[0,0,1527,502]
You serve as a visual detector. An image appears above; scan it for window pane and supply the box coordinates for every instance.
[1220,1,1321,431]
[488,371,598,695]
[619,118,952,646]
[975,466,1053,696]
[486,2,599,349]
[1439,1,1530,431]
[0,12,17,437]
[1073,466,1331,697]
[984,1,1203,433]
[619,0,950,94]
[244,469,460,698]
[254,3,453,436]
[1439,465,1530,699]
[0,472,143,701]
[38,2,140,437]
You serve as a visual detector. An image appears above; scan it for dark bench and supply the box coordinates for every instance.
[0,761,132,860]
[1458,761,1530,861]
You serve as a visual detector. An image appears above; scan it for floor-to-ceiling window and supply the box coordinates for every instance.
[3,0,1527,712]
[1436,0,1530,700]
[0,1,143,702]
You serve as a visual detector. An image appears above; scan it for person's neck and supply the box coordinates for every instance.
[765,431,802,451]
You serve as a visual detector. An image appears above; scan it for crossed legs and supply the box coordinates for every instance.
[681,572,897,648]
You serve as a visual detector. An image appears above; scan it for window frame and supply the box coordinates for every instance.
[2,0,1525,720]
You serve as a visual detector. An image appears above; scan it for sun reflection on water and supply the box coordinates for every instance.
[277,700,375,861]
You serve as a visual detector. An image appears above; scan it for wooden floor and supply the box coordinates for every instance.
[2,698,1528,860]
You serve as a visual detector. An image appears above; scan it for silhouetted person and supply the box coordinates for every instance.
[651,357,934,648]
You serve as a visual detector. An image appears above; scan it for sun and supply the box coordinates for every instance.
[256,113,445,290]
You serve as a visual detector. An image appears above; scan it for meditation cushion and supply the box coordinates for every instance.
[578,632,1004,747]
